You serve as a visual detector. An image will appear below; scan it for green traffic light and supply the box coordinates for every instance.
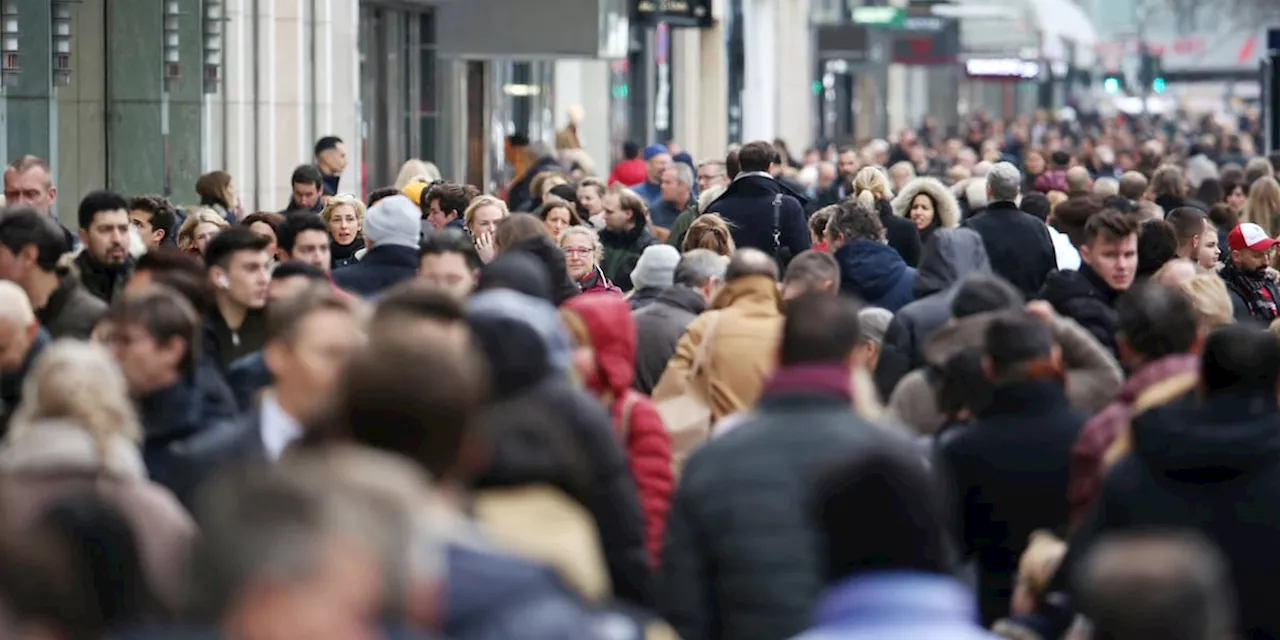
[1152,77,1166,94]
[1103,77,1120,94]
[812,81,822,95]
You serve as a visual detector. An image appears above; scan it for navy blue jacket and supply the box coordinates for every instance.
[227,351,271,412]
[964,201,1056,300]
[332,245,419,298]
[833,240,917,312]
[704,174,811,263]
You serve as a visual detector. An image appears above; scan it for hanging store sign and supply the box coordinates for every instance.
[965,58,1042,79]
[890,15,960,65]
[815,24,871,62]
[635,0,711,28]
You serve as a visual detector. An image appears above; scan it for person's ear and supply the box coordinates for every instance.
[18,243,38,266]
[78,228,89,246]
[1079,244,1092,264]
[263,340,288,379]
[153,228,166,246]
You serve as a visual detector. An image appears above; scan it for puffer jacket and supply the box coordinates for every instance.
[833,239,917,312]
[881,228,989,376]
[563,293,673,566]
[1040,264,1122,357]
[467,290,653,606]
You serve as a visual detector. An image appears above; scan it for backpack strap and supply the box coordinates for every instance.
[771,193,783,259]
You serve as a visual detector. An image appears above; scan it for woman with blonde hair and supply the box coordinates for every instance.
[465,195,510,263]
[394,158,442,190]
[176,207,230,255]
[888,161,917,192]
[0,340,194,611]
[529,171,571,210]
[682,214,735,257]
[1182,274,1234,330]
[320,193,367,269]
[854,165,922,266]
[559,225,621,294]
[195,170,240,222]
[1241,176,1280,237]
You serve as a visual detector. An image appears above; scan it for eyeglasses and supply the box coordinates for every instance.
[562,247,594,256]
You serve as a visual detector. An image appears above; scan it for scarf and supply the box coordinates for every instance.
[330,235,363,265]
[1221,261,1278,321]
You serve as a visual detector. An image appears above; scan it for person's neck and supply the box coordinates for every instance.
[139,369,182,399]
[1176,244,1194,260]
[272,385,309,425]
[216,295,249,331]
[24,270,60,310]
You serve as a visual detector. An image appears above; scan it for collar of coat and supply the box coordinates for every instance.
[0,419,146,479]
[710,274,783,314]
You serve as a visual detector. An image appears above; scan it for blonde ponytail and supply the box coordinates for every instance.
[855,189,876,209]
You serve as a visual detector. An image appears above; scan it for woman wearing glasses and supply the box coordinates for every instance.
[559,225,620,294]
[320,194,366,270]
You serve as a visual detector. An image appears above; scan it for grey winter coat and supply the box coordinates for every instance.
[632,285,707,395]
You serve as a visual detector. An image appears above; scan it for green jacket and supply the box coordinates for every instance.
[600,221,658,292]
[665,201,701,250]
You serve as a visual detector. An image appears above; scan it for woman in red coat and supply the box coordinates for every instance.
[561,293,673,566]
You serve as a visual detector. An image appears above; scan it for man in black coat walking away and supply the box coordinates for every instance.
[1040,210,1138,357]
[965,162,1057,299]
[704,140,811,266]
[935,309,1084,625]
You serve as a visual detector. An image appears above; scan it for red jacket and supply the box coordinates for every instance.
[563,293,673,566]
[609,159,647,188]
[1067,353,1199,526]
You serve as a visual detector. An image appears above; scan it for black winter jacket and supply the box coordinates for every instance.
[882,228,990,375]
[660,376,895,640]
[332,245,419,298]
[1040,265,1121,357]
[704,174,811,264]
[1055,391,1280,640]
[74,251,133,304]
[36,272,107,340]
[964,201,1056,300]
[873,198,922,268]
[935,379,1083,625]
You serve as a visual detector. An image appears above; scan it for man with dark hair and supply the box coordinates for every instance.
[0,208,105,339]
[1076,532,1235,640]
[936,310,1083,624]
[1041,324,1280,639]
[1041,209,1139,356]
[313,135,346,196]
[285,165,325,213]
[1221,222,1280,324]
[417,228,482,301]
[74,190,134,303]
[1167,206,1208,263]
[633,249,725,394]
[423,182,471,232]
[824,199,915,312]
[204,227,271,370]
[794,444,994,639]
[703,140,810,262]
[781,249,841,300]
[725,148,741,180]
[103,285,241,507]
[1068,281,1201,525]
[810,146,860,211]
[276,213,331,274]
[1136,218,1178,280]
[128,195,178,250]
[268,261,329,301]
[661,293,897,640]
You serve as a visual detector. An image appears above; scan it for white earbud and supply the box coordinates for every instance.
[217,275,230,289]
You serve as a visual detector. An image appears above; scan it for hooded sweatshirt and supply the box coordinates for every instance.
[833,239,917,312]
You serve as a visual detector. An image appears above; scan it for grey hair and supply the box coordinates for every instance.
[667,161,694,187]
[0,281,34,327]
[987,162,1022,202]
[674,248,727,287]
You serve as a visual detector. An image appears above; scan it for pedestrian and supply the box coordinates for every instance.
[128,195,179,250]
[651,162,697,232]
[319,194,365,270]
[422,182,471,233]
[854,166,921,266]
[1136,218,1177,281]
[599,188,659,291]
[0,282,50,431]
[176,208,230,257]
[660,294,901,640]
[633,249,724,395]
[202,228,271,370]
[75,191,136,304]
[629,144,671,206]
[195,170,240,223]
[0,208,106,340]
[560,225,622,294]
[534,199,582,240]
[652,249,784,429]
[892,177,960,249]
[417,229,483,302]
[465,196,511,264]
[282,165,325,213]
[964,162,1057,299]
[1041,210,1139,356]
[824,199,916,312]
[935,310,1084,624]
[276,213,333,274]
[703,140,811,264]
[608,141,648,188]
[1220,222,1280,324]
[313,135,346,196]
[680,214,735,258]
[332,194,421,298]
[780,249,840,300]
[627,244,679,311]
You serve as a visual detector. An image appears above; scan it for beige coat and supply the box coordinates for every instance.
[888,312,1123,435]
[652,275,786,426]
[0,420,195,610]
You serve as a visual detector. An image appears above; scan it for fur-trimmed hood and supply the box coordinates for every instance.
[892,177,960,229]
[0,419,146,479]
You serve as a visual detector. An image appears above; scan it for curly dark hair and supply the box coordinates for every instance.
[826,200,884,243]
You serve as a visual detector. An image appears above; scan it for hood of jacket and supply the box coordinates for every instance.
[468,290,572,398]
[912,227,989,298]
[443,543,593,637]
[0,419,145,479]
[891,177,961,231]
[561,293,636,398]
[921,312,999,368]
[708,172,807,208]
[652,284,707,316]
[834,240,909,301]
[1040,264,1119,309]
[1134,391,1280,481]
[710,274,784,314]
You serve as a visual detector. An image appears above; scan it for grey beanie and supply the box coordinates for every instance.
[363,194,421,249]
[858,307,894,346]
[630,244,680,289]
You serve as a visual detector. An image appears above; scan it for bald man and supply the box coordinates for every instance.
[1066,166,1093,198]
[0,281,51,428]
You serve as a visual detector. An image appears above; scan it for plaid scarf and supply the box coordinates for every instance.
[1222,262,1279,322]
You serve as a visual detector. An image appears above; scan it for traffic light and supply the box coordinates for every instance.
[1103,74,1122,94]
[1152,76,1167,93]
[1139,49,1165,94]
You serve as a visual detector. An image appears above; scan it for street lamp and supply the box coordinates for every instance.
[1,0,19,87]
[203,0,223,93]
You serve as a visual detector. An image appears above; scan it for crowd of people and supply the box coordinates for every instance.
[0,110,1277,639]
